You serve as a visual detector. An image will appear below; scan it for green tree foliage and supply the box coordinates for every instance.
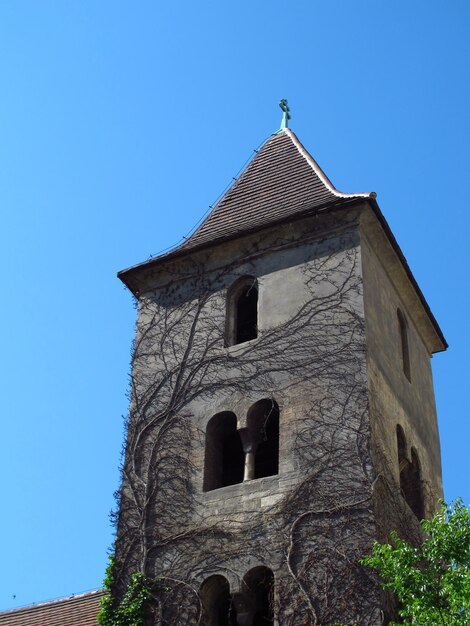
[363,500,470,626]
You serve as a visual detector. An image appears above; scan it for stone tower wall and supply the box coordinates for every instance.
[115,209,383,625]
[361,224,443,544]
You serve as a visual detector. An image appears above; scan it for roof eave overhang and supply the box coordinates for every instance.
[117,196,365,292]
[118,196,447,354]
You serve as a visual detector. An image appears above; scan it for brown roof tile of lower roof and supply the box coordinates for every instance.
[0,590,102,626]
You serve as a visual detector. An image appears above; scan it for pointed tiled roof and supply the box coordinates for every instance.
[181,129,372,251]
[118,129,373,285]
[0,591,101,626]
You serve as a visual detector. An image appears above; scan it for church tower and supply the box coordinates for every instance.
[115,110,446,625]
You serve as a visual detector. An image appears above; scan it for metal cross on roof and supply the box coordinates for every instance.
[279,99,291,130]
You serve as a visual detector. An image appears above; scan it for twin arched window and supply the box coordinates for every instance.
[200,567,274,626]
[396,425,424,519]
[203,400,279,492]
[226,277,258,346]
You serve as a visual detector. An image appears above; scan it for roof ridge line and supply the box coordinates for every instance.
[0,589,102,614]
[284,128,373,200]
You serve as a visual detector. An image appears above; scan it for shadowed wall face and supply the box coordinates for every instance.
[361,229,443,528]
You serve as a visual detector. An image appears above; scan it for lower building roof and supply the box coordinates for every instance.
[0,590,101,626]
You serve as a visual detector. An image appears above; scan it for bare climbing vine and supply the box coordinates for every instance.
[111,212,412,625]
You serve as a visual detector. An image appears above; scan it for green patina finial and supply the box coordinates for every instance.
[279,99,291,130]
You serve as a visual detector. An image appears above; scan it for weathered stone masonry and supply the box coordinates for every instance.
[115,128,447,625]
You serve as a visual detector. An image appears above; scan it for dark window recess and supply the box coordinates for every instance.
[235,285,258,344]
[397,309,411,381]
[200,575,237,626]
[204,412,244,492]
[244,567,274,626]
[400,449,424,520]
[248,400,279,480]
[204,400,280,492]
[396,425,424,520]
[222,431,245,487]
[254,412,279,479]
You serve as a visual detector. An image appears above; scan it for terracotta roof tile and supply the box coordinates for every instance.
[0,591,101,626]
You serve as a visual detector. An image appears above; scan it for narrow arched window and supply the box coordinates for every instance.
[397,426,424,520]
[243,567,274,626]
[247,399,279,479]
[200,575,237,626]
[204,412,244,492]
[226,277,258,346]
[397,309,411,381]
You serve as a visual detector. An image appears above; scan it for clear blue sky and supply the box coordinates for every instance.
[0,0,468,611]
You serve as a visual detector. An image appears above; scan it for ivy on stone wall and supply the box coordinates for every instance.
[98,555,165,626]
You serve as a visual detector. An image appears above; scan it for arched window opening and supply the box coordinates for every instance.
[204,412,244,492]
[226,277,258,346]
[405,449,424,520]
[236,283,258,344]
[200,575,237,626]
[398,438,424,520]
[243,567,274,626]
[397,309,411,381]
[247,400,279,480]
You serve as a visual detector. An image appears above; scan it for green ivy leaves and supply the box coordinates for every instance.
[97,556,165,626]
